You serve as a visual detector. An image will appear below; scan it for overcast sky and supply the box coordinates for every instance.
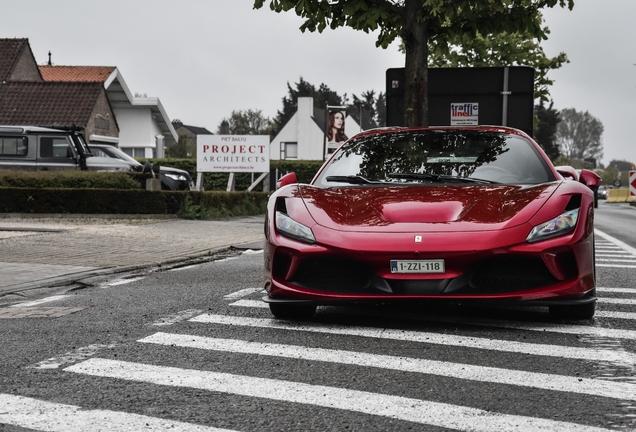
[3,0,635,166]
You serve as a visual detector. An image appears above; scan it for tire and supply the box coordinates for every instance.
[549,301,596,320]
[269,302,316,320]
[594,190,599,208]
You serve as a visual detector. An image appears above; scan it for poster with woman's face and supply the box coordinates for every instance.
[327,110,348,143]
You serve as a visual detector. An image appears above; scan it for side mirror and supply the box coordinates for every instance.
[555,166,578,181]
[276,172,297,190]
[66,146,74,158]
[578,169,601,191]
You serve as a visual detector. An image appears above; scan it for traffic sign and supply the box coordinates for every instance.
[630,170,636,198]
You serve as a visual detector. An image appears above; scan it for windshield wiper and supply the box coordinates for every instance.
[389,172,499,185]
[325,175,381,185]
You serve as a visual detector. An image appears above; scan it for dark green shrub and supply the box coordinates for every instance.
[0,171,142,189]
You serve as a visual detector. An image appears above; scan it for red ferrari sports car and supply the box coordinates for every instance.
[263,126,601,320]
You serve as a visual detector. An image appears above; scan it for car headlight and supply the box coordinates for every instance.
[275,211,316,244]
[526,208,579,243]
[164,173,187,181]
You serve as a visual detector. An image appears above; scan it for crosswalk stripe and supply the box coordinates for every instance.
[597,310,636,320]
[597,264,636,268]
[597,287,636,293]
[595,229,636,256]
[598,297,636,305]
[65,358,612,432]
[140,332,636,401]
[232,296,636,324]
[0,393,233,432]
[190,314,635,365]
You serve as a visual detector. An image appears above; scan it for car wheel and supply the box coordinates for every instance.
[269,303,316,320]
[549,301,596,320]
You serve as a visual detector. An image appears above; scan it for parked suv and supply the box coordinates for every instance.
[88,144,194,190]
[0,125,135,172]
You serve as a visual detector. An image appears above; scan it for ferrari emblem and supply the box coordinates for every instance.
[414,236,422,243]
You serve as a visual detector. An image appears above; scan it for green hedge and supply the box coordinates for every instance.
[0,187,268,218]
[138,158,325,190]
[0,171,143,190]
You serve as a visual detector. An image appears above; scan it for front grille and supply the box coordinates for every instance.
[290,256,371,292]
[469,256,557,292]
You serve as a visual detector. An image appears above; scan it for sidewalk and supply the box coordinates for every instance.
[0,214,265,296]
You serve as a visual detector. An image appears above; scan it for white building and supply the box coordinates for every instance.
[270,97,361,161]
[39,64,177,158]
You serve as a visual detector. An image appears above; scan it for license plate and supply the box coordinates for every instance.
[390,260,445,274]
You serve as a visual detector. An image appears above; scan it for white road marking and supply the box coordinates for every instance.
[0,393,234,432]
[101,276,145,287]
[150,309,204,326]
[597,258,636,262]
[65,358,612,432]
[140,332,636,401]
[597,287,636,293]
[595,229,636,256]
[10,295,70,308]
[598,298,636,305]
[242,249,263,255]
[597,264,636,269]
[30,343,116,369]
[229,299,267,308]
[596,311,636,320]
[223,288,262,300]
[190,314,635,365]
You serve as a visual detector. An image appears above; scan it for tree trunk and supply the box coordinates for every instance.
[403,0,428,127]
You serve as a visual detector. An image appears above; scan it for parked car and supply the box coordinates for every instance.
[264,126,600,320]
[88,144,194,190]
[597,185,608,200]
[0,125,135,172]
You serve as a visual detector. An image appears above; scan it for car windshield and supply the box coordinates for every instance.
[313,130,555,187]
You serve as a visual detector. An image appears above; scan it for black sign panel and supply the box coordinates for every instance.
[386,66,534,136]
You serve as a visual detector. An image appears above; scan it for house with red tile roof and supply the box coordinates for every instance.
[0,38,177,158]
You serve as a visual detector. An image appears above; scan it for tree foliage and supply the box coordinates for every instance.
[254,0,574,127]
[556,108,604,161]
[165,135,195,159]
[217,109,274,137]
[534,101,561,161]
[273,77,346,134]
[273,77,385,135]
[427,25,568,104]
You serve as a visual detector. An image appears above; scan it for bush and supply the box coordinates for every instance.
[139,158,325,190]
[0,171,142,190]
[0,187,268,218]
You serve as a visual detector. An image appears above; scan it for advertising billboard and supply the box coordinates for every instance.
[386,66,534,136]
[197,135,269,173]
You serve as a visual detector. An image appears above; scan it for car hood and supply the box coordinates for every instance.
[85,156,135,172]
[298,183,559,232]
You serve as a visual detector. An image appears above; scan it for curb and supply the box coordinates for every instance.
[0,239,263,297]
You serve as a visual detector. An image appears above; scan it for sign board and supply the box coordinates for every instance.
[450,103,479,126]
[197,135,269,173]
[386,66,535,136]
[630,170,636,198]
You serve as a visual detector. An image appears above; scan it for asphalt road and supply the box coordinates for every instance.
[1,204,636,431]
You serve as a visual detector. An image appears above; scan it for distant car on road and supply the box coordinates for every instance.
[597,185,608,200]
[264,126,601,321]
[88,144,194,190]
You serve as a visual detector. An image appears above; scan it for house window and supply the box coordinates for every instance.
[280,142,298,160]
[122,148,147,158]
